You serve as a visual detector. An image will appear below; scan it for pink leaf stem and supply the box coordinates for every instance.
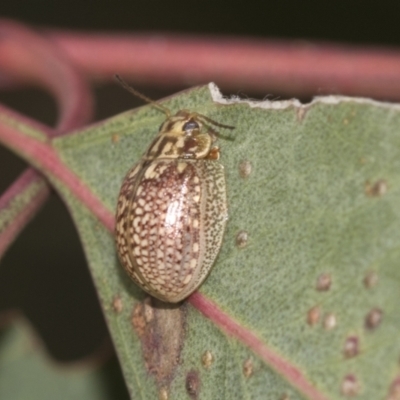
[0,119,114,232]
[0,19,93,133]
[50,31,400,101]
[0,104,53,257]
[0,19,94,258]
[189,292,329,400]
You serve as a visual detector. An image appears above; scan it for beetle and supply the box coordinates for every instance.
[114,76,234,302]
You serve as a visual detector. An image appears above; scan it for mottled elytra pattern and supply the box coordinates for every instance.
[115,109,231,303]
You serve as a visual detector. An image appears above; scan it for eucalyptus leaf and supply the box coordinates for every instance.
[4,84,400,399]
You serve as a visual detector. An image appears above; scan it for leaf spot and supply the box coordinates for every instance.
[365,179,388,197]
[186,370,200,399]
[239,160,252,178]
[323,313,337,331]
[341,374,361,397]
[236,230,249,249]
[365,308,383,330]
[243,357,254,378]
[296,107,307,122]
[307,306,321,326]
[364,270,379,289]
[343,336,359,358]
[316,273,332,291]
[112,295,123,314]
[201,350,214,369]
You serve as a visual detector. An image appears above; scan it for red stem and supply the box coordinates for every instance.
[0,20,93,133]
[0,19,93,258]
[50,31,400,100]
[189,292,329,400]
[0,119,114,232]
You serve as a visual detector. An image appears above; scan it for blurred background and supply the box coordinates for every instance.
[0,0,399,394]
[2,0,400,46]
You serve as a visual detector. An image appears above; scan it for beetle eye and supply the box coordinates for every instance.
[183,120,199,131]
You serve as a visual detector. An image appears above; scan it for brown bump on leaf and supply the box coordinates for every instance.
[296,107,307,122]
[343,336,359,358]
[112,133,120,143]
[323,313,337,330]
[186,370,200,399]
[365,179,388,197]
[365,308,383,330]
[387,376,400,400]
[316,273,332,291]
[201,350,214,369]
[243,358,254,378]
[112,295,123,314]
[364,271,379,289]
[236,231,249,248]
[239,160,252,178]
[132,297,187,390]
[159,387,169,400]
[280,394,290,400]
[341,374,360,397]
[307,306,321,326]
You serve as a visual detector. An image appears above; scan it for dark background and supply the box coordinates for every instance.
[2,1,400,46]
[0,0,398,392]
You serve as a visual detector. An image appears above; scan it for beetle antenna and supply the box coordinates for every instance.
[114,74,171,118]
[196,113,235,130]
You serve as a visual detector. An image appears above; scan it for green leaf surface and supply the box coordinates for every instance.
[4,85,400,399]
[0,319,128,400]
